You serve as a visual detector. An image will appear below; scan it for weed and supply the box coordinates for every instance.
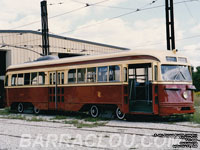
[5,115,26,120]
[104,135,110,138]
[70,137,76,140]
[51,115,68,120]
[27,117,45,122]
[0,108,11,115]
[84,117,101,122]
[64,120,79,125]
[64,119,107,128]
[194,92,200,106]
[190,107,200,124]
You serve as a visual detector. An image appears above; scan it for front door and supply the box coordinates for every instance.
[128,63,153,113]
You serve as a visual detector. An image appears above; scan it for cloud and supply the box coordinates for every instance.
[190,24,200,34]
[0,0,199,67]
[182,44,200,67]
[69,18,166,49]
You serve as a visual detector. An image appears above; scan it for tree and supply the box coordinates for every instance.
[192,66,200,91]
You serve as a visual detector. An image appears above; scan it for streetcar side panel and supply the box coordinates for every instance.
[6,87,49,110]
[62,85,123,112]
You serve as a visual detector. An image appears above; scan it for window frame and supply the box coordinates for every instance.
[109,65,120,82]
[87,67,97,83]
[17,73,24,86]
[68,69,77,84]
[97,66,108,83]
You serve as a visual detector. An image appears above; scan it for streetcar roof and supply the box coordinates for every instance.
[7,49,190,71]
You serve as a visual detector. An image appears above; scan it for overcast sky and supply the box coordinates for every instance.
[0,0,200,67]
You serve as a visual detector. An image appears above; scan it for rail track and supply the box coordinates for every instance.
[0,117,199,149]
[0,118,199,137]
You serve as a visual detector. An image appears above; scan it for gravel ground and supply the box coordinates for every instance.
[0,112,199,150]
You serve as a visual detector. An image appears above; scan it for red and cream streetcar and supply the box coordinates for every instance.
[4,50,195,119]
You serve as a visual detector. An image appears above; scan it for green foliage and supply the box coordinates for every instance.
[51,115,68,120]
[190,107,200,124]
[6,115,26,120]
[27,117,45,122]
[0,107,10,115]
[64,119,107,128]
[194,92,200,106]
[193,67,200,91]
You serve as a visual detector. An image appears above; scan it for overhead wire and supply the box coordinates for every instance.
[7,0,110,30]
[59,0,198,35]
[183,1,200,25]
[2,0,200,51]
[134,34,200,48]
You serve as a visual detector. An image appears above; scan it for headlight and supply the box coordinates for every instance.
[183,91,188,99]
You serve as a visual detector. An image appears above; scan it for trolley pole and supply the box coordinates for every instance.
[41,0,50,55]
[165,0,175,50]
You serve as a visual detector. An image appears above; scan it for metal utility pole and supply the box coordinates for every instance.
[165,0,175,50]
[41,0,50,55]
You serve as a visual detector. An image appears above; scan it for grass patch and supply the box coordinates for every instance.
[5,115,26,120]
[83,117,101,122]
[51,115,68,120]
[194,92,200,106]
[64,120,79,125]
[104,135,110,138]
[64,119,107,128]
[27,116,45,122]
[76,121,107,128]
[84,117,111,122]
[190,107,200,124]
[75,123,95,128]
[0,107,11,115]
[70,137,76,140]
[188,92,200,124]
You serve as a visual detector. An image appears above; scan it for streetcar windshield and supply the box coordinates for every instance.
[161,65,192,82]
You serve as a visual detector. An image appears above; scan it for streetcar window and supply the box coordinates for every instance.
[136,68,145,83]
[49,73,53,85]
[161,65,192,81]
[148,67,153,81]
[124,67,127,82]
[24,73,30,85]
[61,72,64,84]
[166,56,177,62]
[154,65,158,81]
[58,72,65,85]
[31,72,38,85]
[53,73,56,85]
[78,68,86,83]
[5,75,8,86]
[58,72,61,85]
[17,74,24,86]
[38,72,45,85]
[109,65,120,82]
[178,57,187,63]
[87,67,96,83]
[68,69,76,83]
[98,66,108,82]
[11,74,17,86]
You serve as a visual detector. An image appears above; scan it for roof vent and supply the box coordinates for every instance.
[35,55,59,62]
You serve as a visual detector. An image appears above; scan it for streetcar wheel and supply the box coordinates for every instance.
[33,106,40,114]
[116,107,125,120]
[17,103,24,113]
[90,105,99,118]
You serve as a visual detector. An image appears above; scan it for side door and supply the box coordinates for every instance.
[48,71,65,110]
[57,71,65,110]
[48,72,57,110]
[128,63,153,113]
